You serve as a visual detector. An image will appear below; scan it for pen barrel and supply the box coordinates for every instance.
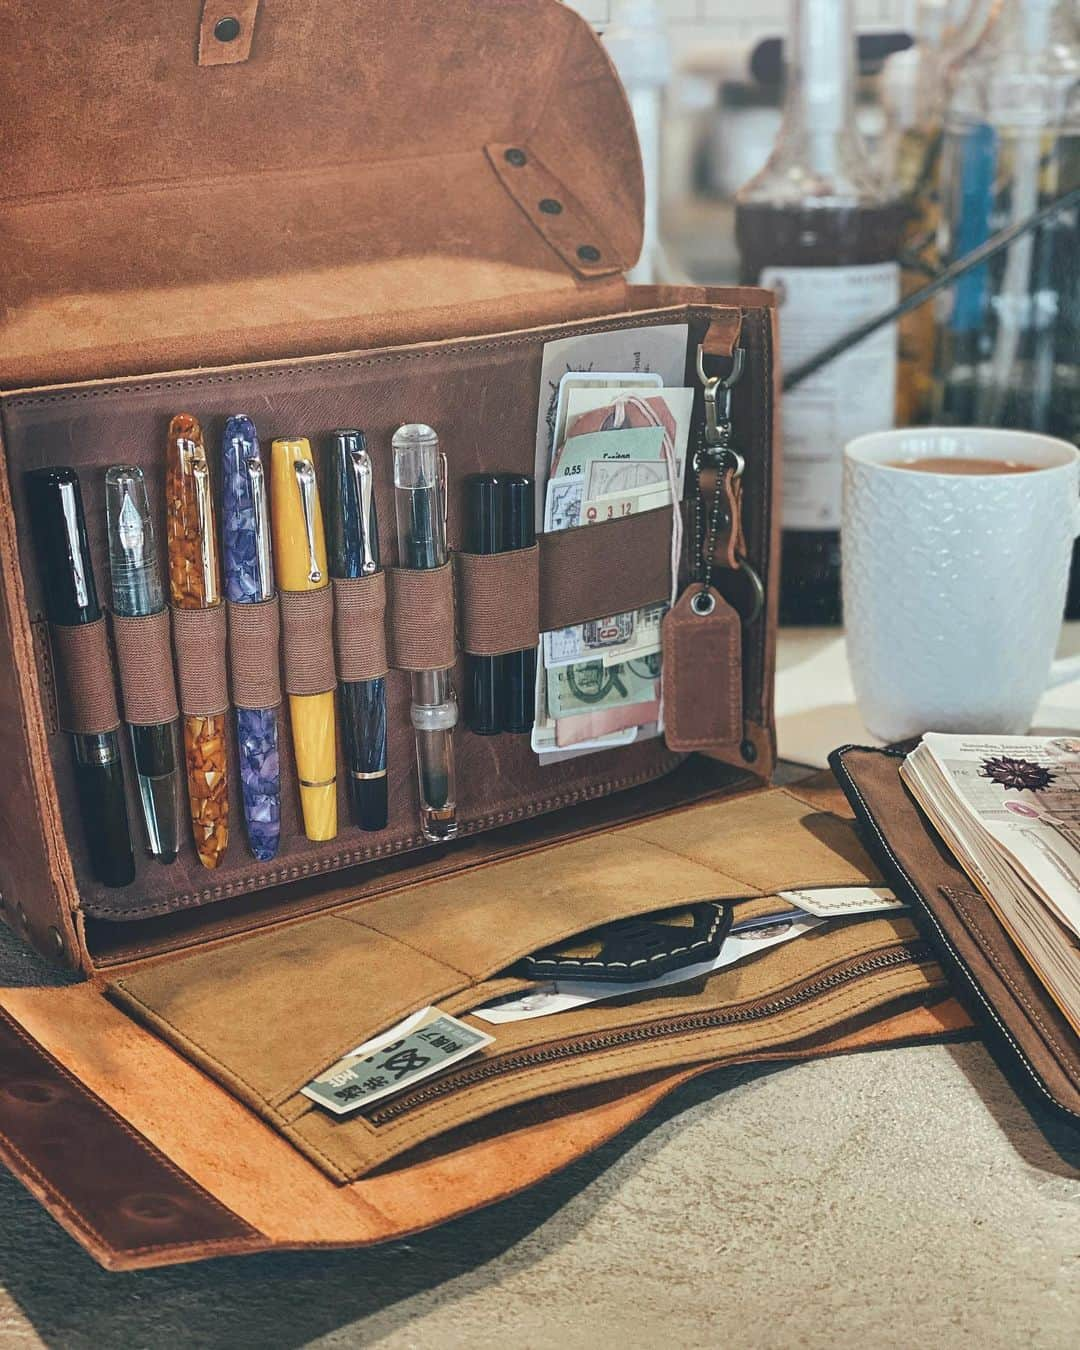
[72,732,135,887]
[501,647,538,735]
[289,690,338,841]
[183,713,230,869]
[409,671,458,842]
[129,721,182,862]
[235,706,281,862]
[464,473,503,736]
[499,473,536,736]
[340,677,388,831]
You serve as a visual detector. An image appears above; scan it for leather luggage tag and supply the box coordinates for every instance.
[517,903,733,985]
[661,586,743,752]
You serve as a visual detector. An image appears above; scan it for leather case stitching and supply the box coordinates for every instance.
[943,886,1077,1064]
[832,746,1080,1121]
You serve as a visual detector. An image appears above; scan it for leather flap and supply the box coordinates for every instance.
[0,0,643,388]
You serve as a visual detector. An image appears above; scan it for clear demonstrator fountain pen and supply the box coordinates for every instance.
[392,424,458,842]
[105,465,183,864]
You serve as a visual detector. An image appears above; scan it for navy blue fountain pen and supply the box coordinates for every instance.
[326,430,389,831]
[221,415,282,861]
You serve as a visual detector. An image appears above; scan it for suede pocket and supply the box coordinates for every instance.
[110,917,471,1111]
[107,788,893,1158]
[285,914,944,1180]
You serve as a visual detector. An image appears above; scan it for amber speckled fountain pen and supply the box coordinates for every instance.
[166,414,230,868]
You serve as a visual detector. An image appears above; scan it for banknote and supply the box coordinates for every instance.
[555,698,661,747]
[301,1006,493,1116]
[547,656,660,719]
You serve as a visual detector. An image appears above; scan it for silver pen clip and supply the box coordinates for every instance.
[294,460,323,585]
[246,453,274,601]
[349,445,378,575]
[192,455,220,604]
[58,480,90,610]
[438,451,449,530]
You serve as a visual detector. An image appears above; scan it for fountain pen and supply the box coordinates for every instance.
[271,437,338,841]
[105,465,183,864]
[25,467,136,887]
[326,430,389,831]
[222,416,282,861]
[166,414,230,869]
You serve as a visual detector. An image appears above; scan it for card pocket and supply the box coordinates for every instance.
[107,788,890,1169]
[109,917,472,1113]
[284,914,944,1180]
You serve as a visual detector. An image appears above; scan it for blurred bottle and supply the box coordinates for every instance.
[883,2,973,425]
[932,0,1080,605]
[604,0,673,285]
[735,0,906,625]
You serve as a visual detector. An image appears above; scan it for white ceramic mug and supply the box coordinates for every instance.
[842,427,1080,742]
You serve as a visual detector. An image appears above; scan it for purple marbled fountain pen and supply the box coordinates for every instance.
[222,415,282,862]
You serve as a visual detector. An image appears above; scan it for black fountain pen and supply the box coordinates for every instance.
[326,430,389,831]
[26,468,136,887]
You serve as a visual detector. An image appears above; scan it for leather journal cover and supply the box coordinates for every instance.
[0,0,973,1269]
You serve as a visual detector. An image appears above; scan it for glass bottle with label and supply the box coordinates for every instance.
[931,0,1080,607]
[735,0,905,625]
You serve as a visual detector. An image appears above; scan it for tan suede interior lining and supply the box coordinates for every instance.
[108,787,888,1177]
[48,618,121,735]
[111,609,181,726]
[287,916,944,1181]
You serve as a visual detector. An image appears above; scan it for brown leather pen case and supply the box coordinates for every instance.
[0,0,973,1271]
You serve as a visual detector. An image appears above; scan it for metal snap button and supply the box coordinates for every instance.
[504,148,527,167]
[214,16,241,43]
[741,739,758,763]
[539,198,563,215]
[577,244,601,263]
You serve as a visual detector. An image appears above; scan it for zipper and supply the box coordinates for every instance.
[366,940,930,1126]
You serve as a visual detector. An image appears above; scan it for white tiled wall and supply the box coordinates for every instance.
[568,0,911,43]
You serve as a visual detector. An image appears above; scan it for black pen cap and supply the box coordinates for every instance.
[465,474,503,555]
[502,474,536,550]
[25,467,102,625]
[355,773,389,833]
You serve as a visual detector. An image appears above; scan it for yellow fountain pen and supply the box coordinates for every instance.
[270,437,338,841]
[166,413,229,868]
